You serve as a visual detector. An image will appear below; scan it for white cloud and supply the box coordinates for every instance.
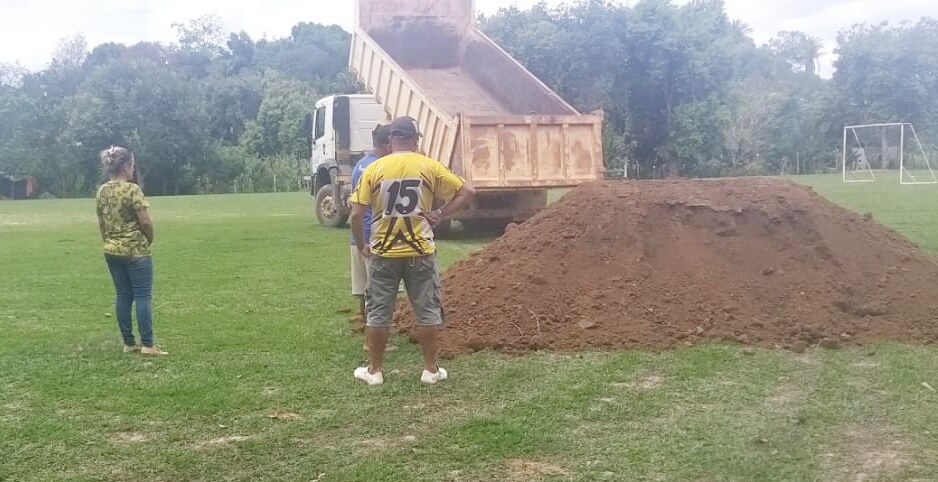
[3,0,938,76]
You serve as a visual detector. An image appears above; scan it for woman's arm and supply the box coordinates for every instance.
[136,208,154,245]
[97,213,107,242]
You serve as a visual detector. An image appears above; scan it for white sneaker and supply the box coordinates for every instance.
[420,367,448,385]
[354,366,384,385]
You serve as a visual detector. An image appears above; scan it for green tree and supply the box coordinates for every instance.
[7,4,938,194]
[484,0,754,177]
[9,35,91,195]
[0,85,37,177]
[204,73,264,144]
[0,62,27,88]
[243,76,316,160]
[225,32,256,75]
[831,19,938,134]
[173,15,226,53]
[724,31,833,175]
[62,51,214,195]
[255,23,350,90]
[769,31,824,75]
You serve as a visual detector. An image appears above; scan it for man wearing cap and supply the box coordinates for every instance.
[349,124,391,350]
[349,116,476,385]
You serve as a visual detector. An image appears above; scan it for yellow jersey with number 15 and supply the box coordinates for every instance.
[350,152,465,258]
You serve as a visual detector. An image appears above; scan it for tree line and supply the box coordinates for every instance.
[482,1,938,178]
[2,0,938,197]
[0,17,353,197]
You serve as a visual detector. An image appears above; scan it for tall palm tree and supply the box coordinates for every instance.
[731,19,753,37]
[769,31,824,75]
[800,36,823,75]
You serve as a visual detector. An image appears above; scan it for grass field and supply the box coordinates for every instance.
[2,174,938,481]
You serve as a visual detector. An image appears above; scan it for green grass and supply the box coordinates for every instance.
[796,172,938,252]
[2,175,938,481]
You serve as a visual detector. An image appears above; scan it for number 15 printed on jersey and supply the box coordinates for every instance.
[380,178,423,217]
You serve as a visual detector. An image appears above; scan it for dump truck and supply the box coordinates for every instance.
[310,0,604,232]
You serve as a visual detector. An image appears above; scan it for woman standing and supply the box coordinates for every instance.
[96,146,167,356]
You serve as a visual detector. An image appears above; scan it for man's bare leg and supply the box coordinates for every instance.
[417,325,440,372]
[357,295,366,319]
[367,326,390,374]
[357,295,368,351]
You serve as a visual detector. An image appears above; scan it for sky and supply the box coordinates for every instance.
[2,0,938,77]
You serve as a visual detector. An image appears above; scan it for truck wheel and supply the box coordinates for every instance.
[433,219,453,238]
[315,185,348,228]
[462,219,511,233]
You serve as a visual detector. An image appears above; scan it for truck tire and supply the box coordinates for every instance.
[462,219,512,233]
[433,219,453,238]
[315,184,348,228]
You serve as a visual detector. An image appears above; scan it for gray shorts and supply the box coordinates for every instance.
[365,254,443,328]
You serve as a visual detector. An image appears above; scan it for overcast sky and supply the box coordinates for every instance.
[2,0,938,77]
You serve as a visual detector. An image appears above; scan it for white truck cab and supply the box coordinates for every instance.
[309,94,387,227]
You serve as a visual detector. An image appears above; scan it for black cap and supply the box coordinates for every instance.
[372,124,391,147]
[389,116,422,139]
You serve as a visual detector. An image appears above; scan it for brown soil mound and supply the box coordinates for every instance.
[397,178,938,355]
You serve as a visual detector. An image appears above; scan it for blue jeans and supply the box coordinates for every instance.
[104,255,154,347]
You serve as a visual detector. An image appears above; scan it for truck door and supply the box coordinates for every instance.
[311,102,334,168]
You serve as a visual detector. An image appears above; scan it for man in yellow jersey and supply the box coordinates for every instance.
[349,116,476,385]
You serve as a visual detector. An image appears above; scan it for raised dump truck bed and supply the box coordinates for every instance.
[350,0,604,195]
[308,0,603,230]
[406,68,510,116]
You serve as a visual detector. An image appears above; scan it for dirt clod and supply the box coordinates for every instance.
[578,320,599,330]
[201,435,252,447]
[466,336,487,352]
[113,432,148,444]
[505,459,566,480]
[820,338,842,350]
[397,179,938,355]
[267,410,303,421]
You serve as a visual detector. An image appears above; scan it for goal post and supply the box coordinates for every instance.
[903,124,938,185]
[842,123,938,185]
[842,125,875,183]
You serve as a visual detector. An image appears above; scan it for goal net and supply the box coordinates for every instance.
[842,123,937,184]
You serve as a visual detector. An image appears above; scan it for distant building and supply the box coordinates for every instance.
[0,172,36,200]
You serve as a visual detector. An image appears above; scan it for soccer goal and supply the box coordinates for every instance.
[842,123,938,184]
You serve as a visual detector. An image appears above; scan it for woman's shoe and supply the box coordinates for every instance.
[140,346,169,356]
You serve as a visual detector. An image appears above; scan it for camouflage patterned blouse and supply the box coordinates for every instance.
[96,181,151,257]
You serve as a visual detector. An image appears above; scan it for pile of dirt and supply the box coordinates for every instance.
[397,178,938,355]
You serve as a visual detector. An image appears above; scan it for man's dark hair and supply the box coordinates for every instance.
[372,124,391,147]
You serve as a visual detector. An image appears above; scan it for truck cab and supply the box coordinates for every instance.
[310,94,387,227]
